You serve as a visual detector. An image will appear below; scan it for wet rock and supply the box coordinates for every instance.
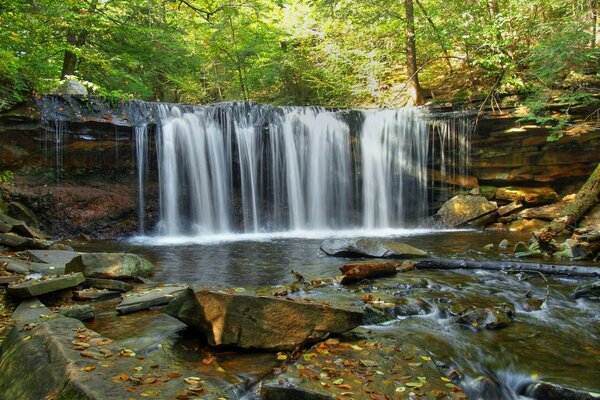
[6,273,85,298]
[483,243,494,251]
[58,304,95,321]
[339,261,399,283]
[523,381,597,400]
[521,298,544,312]
[84,277,133,292]
[496,187,559,205]
[454,304,514,330]
[465,376,502,400]
[261,333,466,400]
[73,288,121,301]
[498,239,510,249]
[362,304,393,324]
[393,298,433,316]
[65,252,155,280]
[573,281,600,300]
[24,249,80,266]
[320,238,427,259]
[436,195,498,228]
[166,288,363,351]
[116,285,187,314]
[57,79,88,96]
[6,201,40,229]
[514,241,529,253]
[497,202,524,217]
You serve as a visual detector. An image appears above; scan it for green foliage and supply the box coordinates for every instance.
[0,170,15,205]
[0,0,598,107]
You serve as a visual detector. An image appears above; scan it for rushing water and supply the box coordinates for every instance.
[137,103,471,236]
[78,231,600,398]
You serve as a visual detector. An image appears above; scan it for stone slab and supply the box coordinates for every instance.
[117,285,187,314]
[7,273,85,298]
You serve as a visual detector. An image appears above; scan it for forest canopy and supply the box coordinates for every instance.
[0,0,598,109]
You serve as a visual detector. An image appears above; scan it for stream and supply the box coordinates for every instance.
[75,230,600,398]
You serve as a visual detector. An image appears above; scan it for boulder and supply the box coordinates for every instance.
[57,79,88,96]
[166,288,363,351]
[65,252,155,280]
[116,285,187,314]
[496,187,559,205]
[436,195,498,228]
[6,273,85,298]
[320,238,427,259]
[261,334,465,400]
[339,261,399,283]
[24,249,80,266]
[453,304,514,330]
[523,381,597,400]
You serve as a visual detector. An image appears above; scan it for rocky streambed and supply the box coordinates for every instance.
[2,210,600,400]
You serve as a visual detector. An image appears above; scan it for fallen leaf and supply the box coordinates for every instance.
[120,372,129,381]
[83,365,96,372]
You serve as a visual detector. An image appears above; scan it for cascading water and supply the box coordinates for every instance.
[135,125,149,234]
[146,102,472,237]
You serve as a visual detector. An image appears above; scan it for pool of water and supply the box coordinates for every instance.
[74,230,600,397]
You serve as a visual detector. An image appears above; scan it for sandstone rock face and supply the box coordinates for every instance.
[166,289,363,351]
[320,238,427,259]
[495,187,559,205]
[436,195,498,228]
[65,252,155,280]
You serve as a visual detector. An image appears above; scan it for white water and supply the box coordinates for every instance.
[146,103,471,237]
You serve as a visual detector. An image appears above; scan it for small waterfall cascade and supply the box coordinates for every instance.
[148,102,472,236]
[135,125,149,234]
[42,120,68,182]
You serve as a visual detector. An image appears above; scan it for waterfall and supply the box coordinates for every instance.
[135,125,148,234]
[143,102,471,236]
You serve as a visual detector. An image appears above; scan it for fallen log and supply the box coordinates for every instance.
[413,258,600,277]
[339,261,400,284]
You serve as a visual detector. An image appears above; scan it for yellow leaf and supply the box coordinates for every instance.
[277,354,288,361]
[350,345,363,351]
[420,355,431,361]
[83,365,96,372]
[333,378,344,385]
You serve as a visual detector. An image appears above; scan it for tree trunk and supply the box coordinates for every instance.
[413,258,600,278]
[60,33,78,79]
[592,0,598,49]
[549,162,600,233]
[404,0,424,106]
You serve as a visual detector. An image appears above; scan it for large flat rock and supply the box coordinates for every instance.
[0,232,53,250]
[496,187,559,205]
[0,298,242,399]
[320,238,427,259]
[65,252,155,280]
[436,195,498,228]
[261,334,466,400]
[166,288,363,351]
[6,273,85,298]
[116,285,187,314]
[24,249,80,265]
